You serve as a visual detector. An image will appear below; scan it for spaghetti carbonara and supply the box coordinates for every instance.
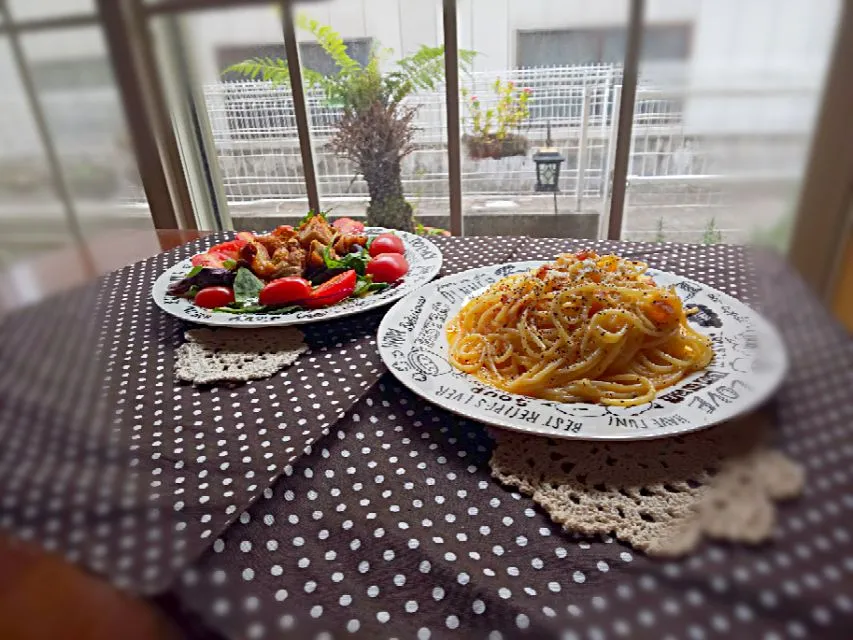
[446,251,713,407]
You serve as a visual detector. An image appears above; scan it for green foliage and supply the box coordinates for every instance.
[320,243,370,277]
[224,17,476,231]
[386,46,476,104]
[299,209,326,225]
[701,217,723,245]
[297,15,361,77]
[224,15,475,110]
[461,79,531,140]
[654,217,666,242]
[223,57,291,84]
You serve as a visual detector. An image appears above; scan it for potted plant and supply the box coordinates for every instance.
[225,17,474,233]
[461,79,532,160]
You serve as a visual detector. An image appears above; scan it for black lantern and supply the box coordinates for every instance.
[533,150,565,192]
[532,121,564,214]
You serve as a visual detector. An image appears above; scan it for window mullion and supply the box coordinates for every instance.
[442,0,463,236]
[279,0,320,215]
[606,0,644,240]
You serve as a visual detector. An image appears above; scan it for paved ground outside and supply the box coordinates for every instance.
[0,183,793,268]
[227,184,793,246]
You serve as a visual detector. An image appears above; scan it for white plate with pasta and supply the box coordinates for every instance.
[377,252,788,441]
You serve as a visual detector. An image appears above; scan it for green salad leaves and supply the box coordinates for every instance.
[232,267,264,303]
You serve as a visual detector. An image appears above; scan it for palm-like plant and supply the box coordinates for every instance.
[226,17,475,232]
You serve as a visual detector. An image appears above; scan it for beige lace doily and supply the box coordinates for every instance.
[490,414,804,556]
[175,327,307,385]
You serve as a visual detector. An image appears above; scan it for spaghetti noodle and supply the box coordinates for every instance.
[446,251,713,407]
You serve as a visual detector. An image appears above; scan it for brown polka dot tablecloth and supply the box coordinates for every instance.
[164,239,853,640]
[0,233,520,595]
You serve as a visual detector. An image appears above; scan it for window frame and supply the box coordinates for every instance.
[2,0,849,311]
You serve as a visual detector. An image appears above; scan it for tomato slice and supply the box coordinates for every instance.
[303,270,357,308]
[191,252,228,268]
[208,240,247,261]
[259,276,312,307]
[332,217,365,234]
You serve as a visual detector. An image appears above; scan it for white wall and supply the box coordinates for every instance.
[184,0,838,88]
[683,0,839,134]
[0,0,842,158]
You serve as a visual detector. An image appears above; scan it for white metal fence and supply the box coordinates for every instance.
[203,64,815,208]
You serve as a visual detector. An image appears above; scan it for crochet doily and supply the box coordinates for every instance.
[490,414,804,556]
[174,327,307,385]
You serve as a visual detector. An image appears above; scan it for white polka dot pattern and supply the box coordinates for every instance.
[0,234,519,595]
[170,239,853,639]
[0,233,385,594]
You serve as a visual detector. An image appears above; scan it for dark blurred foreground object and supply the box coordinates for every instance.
[0,535,181,640]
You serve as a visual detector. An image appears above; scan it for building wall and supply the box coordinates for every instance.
[684,0,840,135]
[0,0,841,160]
[182,0,838,135]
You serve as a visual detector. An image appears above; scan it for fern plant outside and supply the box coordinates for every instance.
[225,17,475,232]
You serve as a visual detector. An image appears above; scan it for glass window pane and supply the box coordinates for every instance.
[294,0,447,234]
[0,31,150,269]
[7,0,95,21]
[641,25,691,61]
[518,30,605,67]
[460,0,629,237]
[0,37,64,268]
[20,27,151,236]
[621,0,841,250]
[156,5,303,229]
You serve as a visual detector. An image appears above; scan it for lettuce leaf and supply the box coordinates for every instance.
[232,267,264,303]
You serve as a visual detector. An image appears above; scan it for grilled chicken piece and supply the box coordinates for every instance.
[239,238,306,280]
[297,215,334,249]
[254,228,290,253]
[239,242,276,278]
[332,233,368,256]
[270,225,296,239]
[305,239,333,273]
[270,238,306,277]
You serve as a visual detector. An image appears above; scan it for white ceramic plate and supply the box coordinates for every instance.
[378,261,788,441]
[152,228,443,327]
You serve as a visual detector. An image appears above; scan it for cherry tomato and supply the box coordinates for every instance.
[366,253,409,283]
[259,276,312,307]
[194,286,235,309]
[303,270,357,308]
[369,233,405,257]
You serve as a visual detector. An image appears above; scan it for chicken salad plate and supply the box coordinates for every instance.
[152,213,443,327]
